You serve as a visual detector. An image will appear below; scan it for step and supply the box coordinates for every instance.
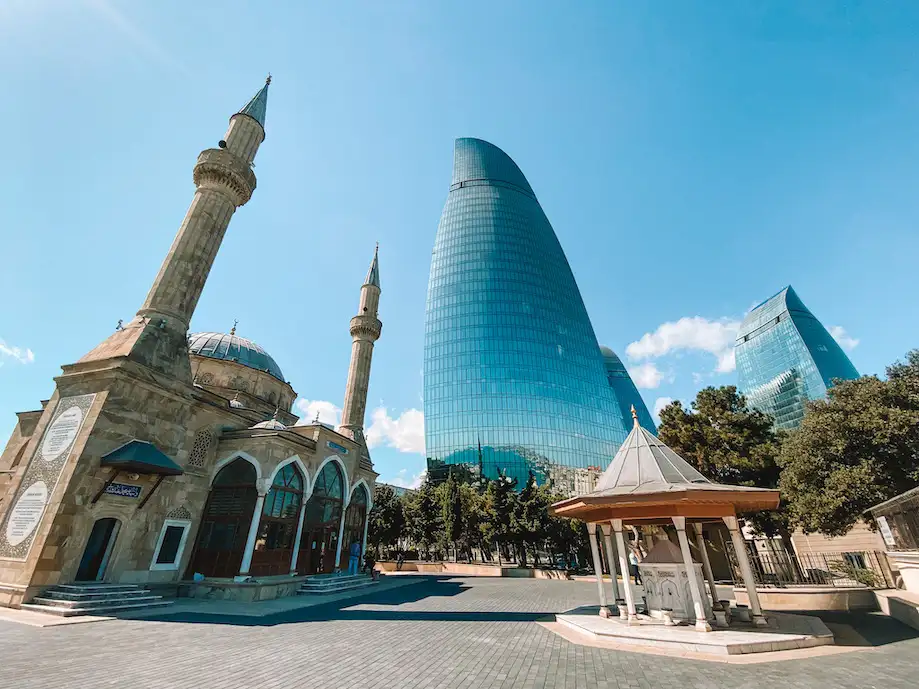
[44,588,155,602]
[301,574,370,586]
[53,583,140,593]
[30,594,164,609]
[19,599,173,618]
[298,580,377,595]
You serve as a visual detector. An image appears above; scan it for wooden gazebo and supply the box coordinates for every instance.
[552,408,779,630]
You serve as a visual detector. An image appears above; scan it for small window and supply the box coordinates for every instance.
[150,519,191,571]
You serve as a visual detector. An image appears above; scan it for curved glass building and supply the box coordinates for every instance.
[423,138,629,488]
[735,285,859,430]
[600,346,656,434]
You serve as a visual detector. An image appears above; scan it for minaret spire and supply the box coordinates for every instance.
[338,246,383,450]
[78,80,269,381]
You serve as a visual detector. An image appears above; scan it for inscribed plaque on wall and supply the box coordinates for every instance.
[0,393,96,560]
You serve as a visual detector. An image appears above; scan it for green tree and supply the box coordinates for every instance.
[404,479,442,559]
[367,484,405,557]
[779,350,919,536]
[657,386,792,549]
[439,474,464,560]
[481,472,517,562]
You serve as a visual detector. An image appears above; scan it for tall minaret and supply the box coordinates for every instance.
[338,246,382,447]
[79,78,270,381]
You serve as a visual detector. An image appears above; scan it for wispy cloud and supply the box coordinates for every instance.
[828,325,859,352]
[366,407,425,454]
[652,397,673,424]
[626,316,740,375]
[83,0,188,74]
[293,399,341,426]
[627,362,666,389]
[383,468,426,490]
[0,338,35,365]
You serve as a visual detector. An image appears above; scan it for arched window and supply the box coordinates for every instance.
[298,462,344,574]
[340,484,369,570]
[251,464,304,576]
[188,459,258,578]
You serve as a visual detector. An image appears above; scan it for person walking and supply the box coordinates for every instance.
[348,540,361,576]
[396,551,405,571]
[629,548,643,585]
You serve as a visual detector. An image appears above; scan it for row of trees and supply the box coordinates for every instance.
[369,349,919,561]
[658,349,919,539]
[368,471,591,566]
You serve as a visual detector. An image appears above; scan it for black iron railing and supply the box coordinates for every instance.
[725,545,892,589]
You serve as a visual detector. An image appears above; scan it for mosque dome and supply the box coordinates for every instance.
[251,417,287,431]
[188,332,285,381]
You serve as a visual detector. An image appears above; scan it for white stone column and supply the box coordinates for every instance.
[333,503,348,572]
[586,523,611,617]
[599,523,621,602]
[239,483,270,576]
[611,519,638,623]
[723,515,768,626]
[289,500,308,574]
[673,517,711,631]
[692,522,720,608]
[360,510,370,562]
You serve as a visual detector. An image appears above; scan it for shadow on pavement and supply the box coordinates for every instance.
[805,609,919,647]
[136,576,553,627]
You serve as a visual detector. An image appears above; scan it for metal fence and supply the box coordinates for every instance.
[725,545,892,589]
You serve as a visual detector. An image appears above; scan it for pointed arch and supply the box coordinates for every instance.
[211,451,262,484]
[308,455,349,503]
[267,455,310,497]
[348,478,373,511]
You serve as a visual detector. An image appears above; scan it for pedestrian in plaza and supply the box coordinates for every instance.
[348,540,361,576]
[629,548,643,585]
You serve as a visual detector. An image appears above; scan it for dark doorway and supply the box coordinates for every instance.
[187,459,258,578]
[76,518,120,581]
[297,462,344,574]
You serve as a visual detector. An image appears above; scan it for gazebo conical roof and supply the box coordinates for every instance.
[551,408,779,525]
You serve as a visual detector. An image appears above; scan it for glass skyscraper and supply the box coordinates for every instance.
[599,345,657,434]
[735,285,859,430]
[423,138,629,489]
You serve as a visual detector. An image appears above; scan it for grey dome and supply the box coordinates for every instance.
[188,332,285,381]
[251,418,287,431]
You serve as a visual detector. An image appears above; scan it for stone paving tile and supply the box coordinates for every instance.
[0,577,916,689]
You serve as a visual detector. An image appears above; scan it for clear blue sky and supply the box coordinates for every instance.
[2,2,918,488]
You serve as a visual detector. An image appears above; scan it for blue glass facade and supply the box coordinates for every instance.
[599,346,657,434]
[735,286,859,430]
[423,138,629,488]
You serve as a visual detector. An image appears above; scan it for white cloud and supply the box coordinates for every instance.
[294,399,341,426]
[626,316,740,374]
[384,468,426,490]
[828,325,859,352]
[366,407,425,454]
[652,397,673,423]
[0,338,35,365]
[627,362,665,389]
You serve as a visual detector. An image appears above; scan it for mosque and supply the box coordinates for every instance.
[0,79,383,608]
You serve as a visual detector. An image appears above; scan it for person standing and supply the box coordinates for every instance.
[396,551,405,571]
[629,548,643,585]
[348,540,361,576]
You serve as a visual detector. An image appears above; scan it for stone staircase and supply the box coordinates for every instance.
[19,583,173,617]
[297,573,377,596]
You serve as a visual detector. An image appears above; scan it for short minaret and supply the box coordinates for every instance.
[338,246,382,446]
[79,78,271,381]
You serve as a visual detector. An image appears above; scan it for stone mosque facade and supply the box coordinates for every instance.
[0,79,382,607]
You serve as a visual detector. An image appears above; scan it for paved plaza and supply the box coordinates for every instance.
[0,577,916,689]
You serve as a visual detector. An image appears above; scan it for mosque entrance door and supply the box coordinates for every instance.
[76,518,120,581]
[187,459,258,578]
[296,462,344,574]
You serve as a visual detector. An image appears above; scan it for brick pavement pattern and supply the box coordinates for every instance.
[0,577,916,689]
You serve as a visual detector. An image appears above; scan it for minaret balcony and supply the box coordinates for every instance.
[193,149,258,207]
